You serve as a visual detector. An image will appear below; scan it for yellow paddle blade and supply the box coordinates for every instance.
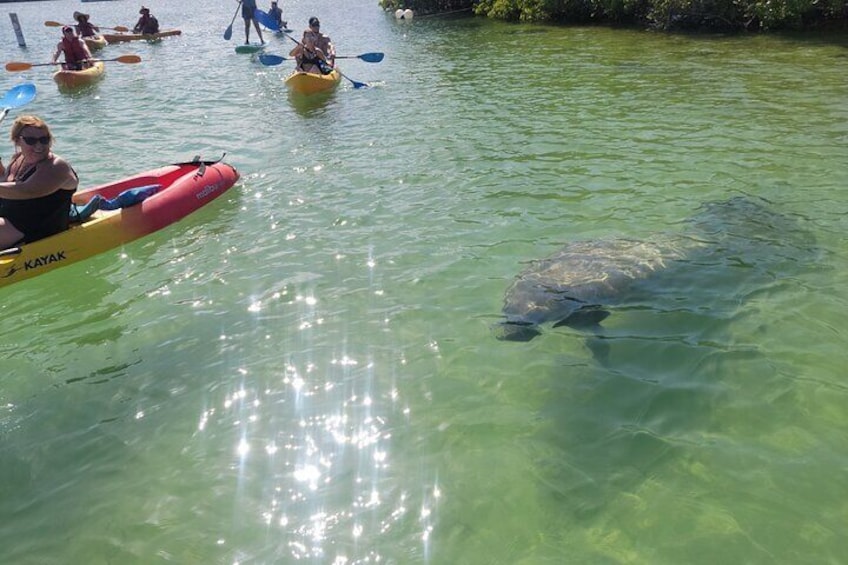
[114,55,142,64]
[113,26,129,32]
[5,62,39,72]
[44,20,64,27]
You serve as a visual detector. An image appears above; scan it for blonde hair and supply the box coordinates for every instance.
[10,115,53,146]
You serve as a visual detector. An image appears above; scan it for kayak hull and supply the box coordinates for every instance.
[0,159,239,289]
[53,61,105,91]
[83,35,107,51]
[284,69,341,95]
[102,29,181,43]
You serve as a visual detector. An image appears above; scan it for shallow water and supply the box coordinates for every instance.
[1,0,847,563]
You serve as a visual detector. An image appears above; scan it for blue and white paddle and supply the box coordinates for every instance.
[0,82,36,125]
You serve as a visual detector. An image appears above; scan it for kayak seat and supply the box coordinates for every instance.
[70,184,160,223]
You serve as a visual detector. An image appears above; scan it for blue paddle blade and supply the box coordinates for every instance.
[258,54,286,66]
[358,52,384,63]
[254,9,280,32]
[2,83,36,108]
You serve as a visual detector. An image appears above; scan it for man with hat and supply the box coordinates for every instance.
[52,25,93,71]
[305,17,334,66]
[133,6,160,35]
[72,11,99,38]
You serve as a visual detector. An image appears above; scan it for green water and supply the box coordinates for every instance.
[1,0,846,563]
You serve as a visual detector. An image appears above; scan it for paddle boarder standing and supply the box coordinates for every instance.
[242,0,265,45]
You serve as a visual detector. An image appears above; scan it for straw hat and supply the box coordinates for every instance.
[73,11,89,21]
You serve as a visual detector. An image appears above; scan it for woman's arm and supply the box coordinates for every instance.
[0,157,77,199]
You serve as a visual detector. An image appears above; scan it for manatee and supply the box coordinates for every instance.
[494,196,816,342]
[493,237,693,341]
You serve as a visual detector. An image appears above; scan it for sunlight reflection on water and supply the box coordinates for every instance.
[195,343,436,562]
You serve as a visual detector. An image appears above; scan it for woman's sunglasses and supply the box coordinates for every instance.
[21,135,50,146]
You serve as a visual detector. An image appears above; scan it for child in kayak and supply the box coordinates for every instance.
[290,32,332,75]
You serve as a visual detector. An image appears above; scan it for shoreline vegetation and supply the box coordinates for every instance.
[379,0,848,32]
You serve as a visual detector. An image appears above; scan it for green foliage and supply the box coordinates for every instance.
[379,0,478,15]
[381,0,847,29]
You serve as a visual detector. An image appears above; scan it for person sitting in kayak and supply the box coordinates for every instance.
[73,11,99,38]
[0,115,79,248]
[304,17,335,68]
[133,6,159,35]
[290,33,332,75]
[51,26,93,71]
[268,1,287,30]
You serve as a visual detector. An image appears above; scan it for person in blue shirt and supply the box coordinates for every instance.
[242,0,265,45]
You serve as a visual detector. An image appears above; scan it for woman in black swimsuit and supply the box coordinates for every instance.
[0,115,79,248]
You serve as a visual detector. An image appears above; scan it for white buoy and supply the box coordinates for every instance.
[403,9,414,20]
[395,9,404,19]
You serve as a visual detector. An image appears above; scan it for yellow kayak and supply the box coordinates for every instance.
[102,29,181,44]
[284,69,341,95]
[0,159,239,290]
[53,61,105,91]
[83,35,107,51]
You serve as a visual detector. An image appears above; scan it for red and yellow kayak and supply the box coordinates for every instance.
[0,159,239,289]
[102,29,181,44]
[284,68,341,95]
[53,61,105,91]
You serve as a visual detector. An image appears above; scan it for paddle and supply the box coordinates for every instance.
[223,1,242,41]
[336,53,384,63]
[0,82,36,125]
[258,54,286,66]
[44,20,129,32]
[278,32,371,89]
[260,52,384,65]
[254,8,280,32]
[5,55,142,72]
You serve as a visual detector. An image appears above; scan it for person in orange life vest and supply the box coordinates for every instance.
[0,115,79,248]
[51,26,93,71]
[133,6,159,34]
[73,11,99,38]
